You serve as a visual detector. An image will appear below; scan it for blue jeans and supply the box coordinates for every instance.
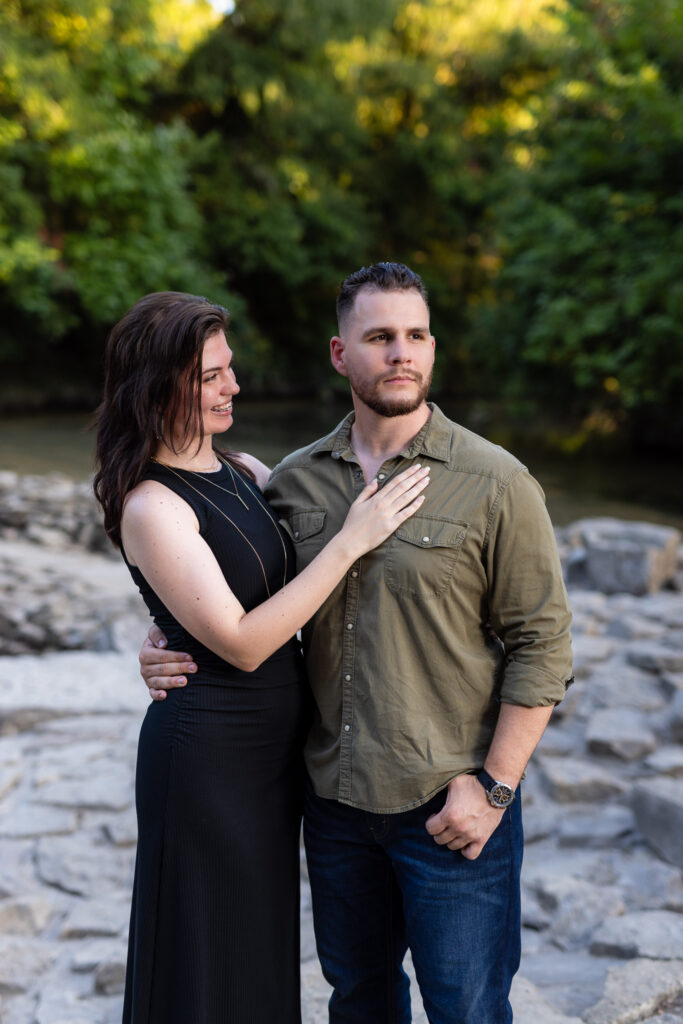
[303,779,523,1024]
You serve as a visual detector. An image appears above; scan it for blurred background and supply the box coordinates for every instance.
[1,0,682,525]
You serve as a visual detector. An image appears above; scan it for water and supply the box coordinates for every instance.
[1,403,681,530]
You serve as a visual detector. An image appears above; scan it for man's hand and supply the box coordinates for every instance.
[139,624,197,701]
[425,774,505,861]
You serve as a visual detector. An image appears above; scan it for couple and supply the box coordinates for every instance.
[95,262,573,1024]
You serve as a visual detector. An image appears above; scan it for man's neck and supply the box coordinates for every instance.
[350,400,432,482]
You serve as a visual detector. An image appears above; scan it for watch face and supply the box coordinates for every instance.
[489,783,514,808]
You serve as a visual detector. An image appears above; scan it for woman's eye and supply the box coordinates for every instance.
[203,373,218,383]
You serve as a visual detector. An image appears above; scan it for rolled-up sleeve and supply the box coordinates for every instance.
[485,470,573,707]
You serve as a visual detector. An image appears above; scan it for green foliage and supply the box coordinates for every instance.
[470,0,683,442]
[1,0,682,446]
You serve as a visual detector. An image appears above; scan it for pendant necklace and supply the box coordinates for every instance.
[154,459,287,597]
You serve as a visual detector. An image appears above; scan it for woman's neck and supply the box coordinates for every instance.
[154,438,220,472]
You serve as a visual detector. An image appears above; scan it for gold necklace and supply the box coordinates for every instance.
[156,461,288,598]
[153,455,249,509]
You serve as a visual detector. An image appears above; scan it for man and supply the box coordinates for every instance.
[140,262,573,1023]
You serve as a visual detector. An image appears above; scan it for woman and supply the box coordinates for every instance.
[93,291,429,1023]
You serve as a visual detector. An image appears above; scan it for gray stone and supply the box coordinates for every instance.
[0,763,22,801]
[60,896,130,939]
[34,985,107,1024]
[606,615,667,640]
[0,895,55,935]
[585,708,657,761]
[644,745,683,777]
[557,804,635,848]
[627,643,683,674]
[0,936,55,994]
[572,635,616,678]
[510,975,583,1023]
[529,877,626,951]
[35,773,133,812]
[519,949,618,1018]
[36,834,135,897]
[564,519,681,595]
[584,958,683,1024]
[632,778,683,869]
[586,664,667,713]
[0,802,78,838]
[590,911,683,959]
[662,672,683,696]
[538,756,627,803]
[672,691,683,743]
[94,957,127,995]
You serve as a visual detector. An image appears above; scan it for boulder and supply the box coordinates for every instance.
[584,959,683,1024]
[632,778,683,869]
[585,708,657,761]
[561,518,681,595]
[590,910,683,959]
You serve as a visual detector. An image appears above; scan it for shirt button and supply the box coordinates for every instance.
[346,622,354,631]
[344,674,351,681]
[294,531,300,538]
[355,470,363,479]
[351,570,358,578]
[422,536,430,543]
[378,473,386,480]
[344,724,351,732]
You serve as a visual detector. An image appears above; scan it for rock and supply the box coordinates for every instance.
[585,708,657,761]
[583,958,683,1024]
[528,876,626,951]
[94,957,127,996]
[572,635,616,678]
[672,691,683,743]
[557,804,635,848]
[538,756,628,803]
[644,746,683,777]
[584,664,666,713]
[632,778,683,869]
[0,802,78,839]
[60,897,130,939]
[34,985,107,1024]
[662,672,683,696]
[0,937,55,995]
[510,975,583,1023]
[36,834,135,898]
[562,519,681,595]
[590,910,683,959]
[0,896,55,935]
[606,615,667,640]
[627,643,683,674]
[35,773,133,812]
[519,949,619,1019]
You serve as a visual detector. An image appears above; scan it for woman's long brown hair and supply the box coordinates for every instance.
[93,291,254,548]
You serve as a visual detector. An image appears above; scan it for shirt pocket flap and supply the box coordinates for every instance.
[395,516,468,550]
[285,508,327,543]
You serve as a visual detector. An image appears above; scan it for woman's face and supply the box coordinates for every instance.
[197,330,240,435]
[168,330,240,446]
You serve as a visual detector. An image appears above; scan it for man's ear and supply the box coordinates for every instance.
[330,335,348,377]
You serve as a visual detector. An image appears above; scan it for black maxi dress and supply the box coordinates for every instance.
[121,460,308,1024]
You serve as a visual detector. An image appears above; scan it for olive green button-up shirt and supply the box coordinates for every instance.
[265,404,573,813]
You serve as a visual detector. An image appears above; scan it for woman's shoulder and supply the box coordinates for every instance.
[122,477,196,526]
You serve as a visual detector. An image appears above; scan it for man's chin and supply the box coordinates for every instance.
[360,394,428,418]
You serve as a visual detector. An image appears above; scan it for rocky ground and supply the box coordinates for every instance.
[1,472,683,1023]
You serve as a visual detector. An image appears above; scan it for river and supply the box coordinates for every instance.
[1,402,681,530]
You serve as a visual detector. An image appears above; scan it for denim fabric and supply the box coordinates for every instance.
[304,780,523,1024]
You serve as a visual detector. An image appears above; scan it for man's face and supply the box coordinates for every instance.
[330,288,435,418]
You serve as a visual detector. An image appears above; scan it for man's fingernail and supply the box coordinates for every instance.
[188,663,197,672]
[177,677,186,685]
[159,639,167,647]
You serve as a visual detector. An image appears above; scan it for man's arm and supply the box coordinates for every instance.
[425,703,553,860]
[426,469,572,860]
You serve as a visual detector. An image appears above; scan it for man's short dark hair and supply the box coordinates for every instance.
[336,262,429,331]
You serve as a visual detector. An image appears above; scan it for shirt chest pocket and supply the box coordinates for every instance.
[282,508,327,567]
[385,515,468,600]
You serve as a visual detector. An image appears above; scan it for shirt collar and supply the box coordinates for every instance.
[311,403,452,464]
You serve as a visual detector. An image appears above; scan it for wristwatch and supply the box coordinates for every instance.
[476,769,515,808]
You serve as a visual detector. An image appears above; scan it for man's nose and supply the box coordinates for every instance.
[388,339,412,363]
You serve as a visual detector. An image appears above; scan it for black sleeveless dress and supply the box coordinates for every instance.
[121,460,308,1024]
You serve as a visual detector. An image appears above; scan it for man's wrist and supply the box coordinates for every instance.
[476,768,516,808]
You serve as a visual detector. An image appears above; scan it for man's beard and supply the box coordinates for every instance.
[347,368,432,418]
